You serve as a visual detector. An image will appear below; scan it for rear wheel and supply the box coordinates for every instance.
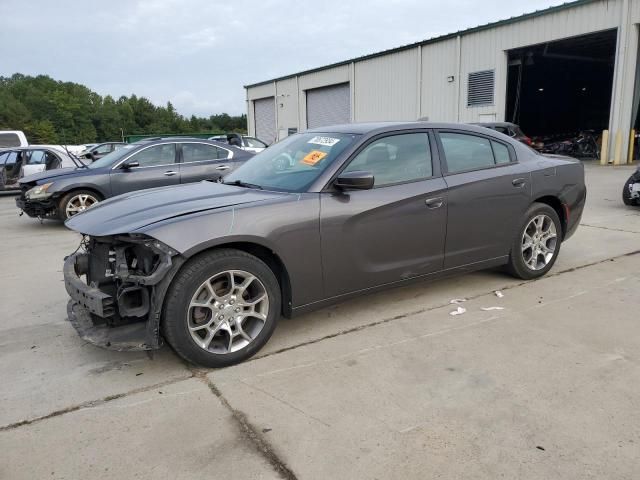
[58,189,101,220]
[622,175,639,206]
[163,249,280,368]
[507,203,561,280]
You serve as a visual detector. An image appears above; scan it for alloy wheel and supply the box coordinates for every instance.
[187,270,269,354]
[65,193,98,217]
[521,214,558,271]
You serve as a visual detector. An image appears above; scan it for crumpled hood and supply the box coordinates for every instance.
[65,181,289,236]
[19,167,90,184]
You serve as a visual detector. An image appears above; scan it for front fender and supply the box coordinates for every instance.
[53,179,110,199]
[137,194,324,308]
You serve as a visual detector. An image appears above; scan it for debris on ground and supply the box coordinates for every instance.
[450,298,467,304]
[494,290,504,298]
[449,306,467,316]
[481,307,505,311]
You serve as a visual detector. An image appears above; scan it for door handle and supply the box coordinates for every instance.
[512,177,526,187]
[164,171,178,176]
[215,165,231,171]
[425,197,444,209]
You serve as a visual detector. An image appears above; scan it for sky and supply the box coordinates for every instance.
[0,0,568,117]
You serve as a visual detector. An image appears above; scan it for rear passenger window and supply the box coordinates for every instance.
[182,143,228,162]
[343,133,432,187]
[440,133,494,173]
[492,141,511,164]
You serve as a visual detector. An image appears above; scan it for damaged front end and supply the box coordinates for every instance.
[64,234,185,351]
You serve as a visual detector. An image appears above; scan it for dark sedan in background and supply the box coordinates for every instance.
[61,122,586,368]
[473,122,533,146]
[79,142,127,161]
[17,137,252,220]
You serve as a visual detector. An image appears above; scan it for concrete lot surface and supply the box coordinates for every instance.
[1,163,639,479]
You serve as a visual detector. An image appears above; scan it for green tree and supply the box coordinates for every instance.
[0,73,247,142]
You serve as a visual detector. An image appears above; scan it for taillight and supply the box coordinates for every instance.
[523,137,532,146]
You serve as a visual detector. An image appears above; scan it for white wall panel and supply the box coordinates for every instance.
[275,77,298,137]
[247,83,275,101]
[420,38,458,122]
[246,0,636,161]
[354,49,419,121]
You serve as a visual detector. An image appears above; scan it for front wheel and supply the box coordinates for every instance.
[58,190,101,220]
[162,249,281,368]
[507,203,562,280]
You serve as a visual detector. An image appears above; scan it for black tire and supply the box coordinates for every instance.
[622,175,639,206]
[507,202,562,280]
[58,189,102,221]
[162,248,281,368]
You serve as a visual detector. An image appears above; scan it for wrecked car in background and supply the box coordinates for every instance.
[16,137,252,220]
[0,146,82,192]
[62,122,586,368]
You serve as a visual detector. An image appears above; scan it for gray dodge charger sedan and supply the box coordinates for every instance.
[63,122,586,367]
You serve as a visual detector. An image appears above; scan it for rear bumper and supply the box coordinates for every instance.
[564,186,586,241]
[15,197,57,218]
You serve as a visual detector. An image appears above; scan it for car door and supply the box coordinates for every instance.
[110,143,179,195]
[435,130,531,269]
[21,149,47,177]
[179,142,237,183]
[320,131,448,298]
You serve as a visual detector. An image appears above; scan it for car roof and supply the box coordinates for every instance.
[305,121,508,136]
[127,137,249,156]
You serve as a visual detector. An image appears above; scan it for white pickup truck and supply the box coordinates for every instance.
[0,131,29,148]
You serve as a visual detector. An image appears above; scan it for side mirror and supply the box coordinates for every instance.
[334,171,374,190]
[121,160,139,169]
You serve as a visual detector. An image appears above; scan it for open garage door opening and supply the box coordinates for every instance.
[506,29,616,155]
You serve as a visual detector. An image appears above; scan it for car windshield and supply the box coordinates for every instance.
[88,144,137,168]
[224,132,359,192]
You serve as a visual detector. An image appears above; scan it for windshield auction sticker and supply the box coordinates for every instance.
[307,136,340,147]
[301,150,328,165]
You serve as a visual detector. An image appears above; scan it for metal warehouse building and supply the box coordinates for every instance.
[245,0,640,164]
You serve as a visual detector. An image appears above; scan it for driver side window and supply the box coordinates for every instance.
[343,133,432,187]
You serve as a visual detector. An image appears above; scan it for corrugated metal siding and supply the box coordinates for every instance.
[354,49,419,121]
[421,38,458,122]
[457,0,622,122]
[247,83,275,101]
[275,77,298,138]
[254,97,276,145]
[246,0,632,130]
[306,83,351,128]
[298,65,349,91]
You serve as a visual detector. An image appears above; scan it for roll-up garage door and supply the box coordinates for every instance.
[254,97,276,145]
[306,83,350,129]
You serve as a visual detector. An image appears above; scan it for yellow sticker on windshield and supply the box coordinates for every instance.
[301,150,327,166]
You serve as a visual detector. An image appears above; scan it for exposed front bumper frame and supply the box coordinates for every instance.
[15,197,57,218]
[63,248,185,351]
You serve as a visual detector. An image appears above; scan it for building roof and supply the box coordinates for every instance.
[244,0,595,89]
